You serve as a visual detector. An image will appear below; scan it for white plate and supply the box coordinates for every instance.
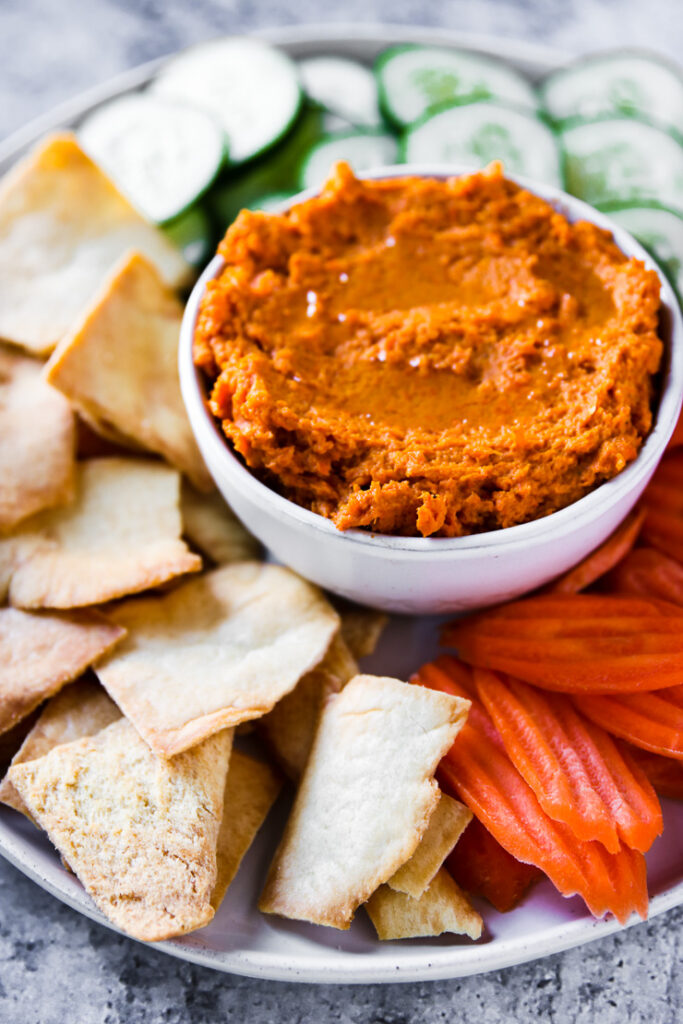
[1,22,681,984]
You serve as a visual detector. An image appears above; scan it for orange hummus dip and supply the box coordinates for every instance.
[194,163,662,537]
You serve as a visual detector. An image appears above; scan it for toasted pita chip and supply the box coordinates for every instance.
[4,457,201,608]
[0,607,124,736]
[181,481,260,563]
[258,633,358,780]
[96,562,340,757]
[0,347,75,530]
[366,868,482,941]
[387,793,472,898]
[0,710,40,773]
[339,607,388,660]
[212,751,282,910]
[0,134,190,356]
[259,675,470,929]
[45,253,211,491]
[8,719,232,941]
[0,676,120,817]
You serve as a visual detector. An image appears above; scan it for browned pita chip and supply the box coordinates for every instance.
[45,253,211,491]
[258,633,358,779]
[0,134,190,355]
[181,481,260,563]
[212,751,282,910]
[0,347,75,531]
[8,720,232,942]
[259,675,470,929]
[0,607,124,735]
[96,562,340,756]
[387,793,472,899]
[366,868,482,941]
[0,676,120,816]
[3,457,201,608]
[339,608,388,660]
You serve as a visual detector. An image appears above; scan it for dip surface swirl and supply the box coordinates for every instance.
[194,163,663,537]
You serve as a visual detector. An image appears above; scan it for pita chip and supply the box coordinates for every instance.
[0,133,190,356]
[96,562,340,756]
[8,720,232,942]
[339,607,388,661]
[0,347,75,531]
[0,676,121,817]
[387,793,472,899]
[44,253,212,491]
[258,633,358,780]
[211,751,282,910]
[259,675,470,929]
[4,457,201,609]
[366,868,482,941]
[0,606,124,736]
[181,481,260,563]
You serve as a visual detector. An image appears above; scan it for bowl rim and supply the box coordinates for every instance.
[179,163,683,555]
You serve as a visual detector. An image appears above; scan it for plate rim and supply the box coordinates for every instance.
[1,20,681,985]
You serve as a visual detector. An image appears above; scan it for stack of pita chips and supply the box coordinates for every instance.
[0,131,482,946]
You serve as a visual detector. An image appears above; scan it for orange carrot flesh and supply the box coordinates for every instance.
[666,411,683,451]
[475,669,662,853]
[445,816,542,913]
[625,745,683,799]
[413,659,649,924]
[548,507,645,594]
[574,688,683,760]
[641,450,683,562]
[443,594,683,693]
[605,547,683,607]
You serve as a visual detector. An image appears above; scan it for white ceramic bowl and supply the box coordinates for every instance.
[179,165,683,614]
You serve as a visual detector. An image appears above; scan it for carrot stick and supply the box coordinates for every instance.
[548,507,645,594]
[641,450,683,563]
[475,669,662,853]
[574,687,683,761]
[443,594,683,693]
[625,745,683,800]
[604,547,683,607]
[445,816,542,913]
[413,658,648,924]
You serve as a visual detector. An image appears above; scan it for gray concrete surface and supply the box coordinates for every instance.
[0,1,681,1020]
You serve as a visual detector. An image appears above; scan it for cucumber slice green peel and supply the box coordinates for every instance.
[79,93,226,224]
[153,36,303,167]
[297,130,400,191]
[598,201,683,299]
[376,44,539,128]
[402,100,562,187]
[540,49,683,130]
[560,116,683,213]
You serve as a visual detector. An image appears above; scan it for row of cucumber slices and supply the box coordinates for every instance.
[76,38,683,296]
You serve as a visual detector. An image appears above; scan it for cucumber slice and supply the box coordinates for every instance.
[299,57,382,128]
[245,191,296,213]
[153,37,302,166]
[376,45,538,128]
[298,130,400,191]
[540,51,683,129]
[208,105,327,228]
[402,101,562,186]
[162,204,213,268]
[561,117,683,211]
[79,93,225,224]
[600,202,683,297]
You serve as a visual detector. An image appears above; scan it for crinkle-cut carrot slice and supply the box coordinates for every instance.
[413,659,648,923]
[625,745,683,800]
[475,669,662,853]
[548,507,645,595]
[641,450,683,562]
[605,547,683,607]
[574,688,683,761]
[445,815,542,913]
[443,594,683,693]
